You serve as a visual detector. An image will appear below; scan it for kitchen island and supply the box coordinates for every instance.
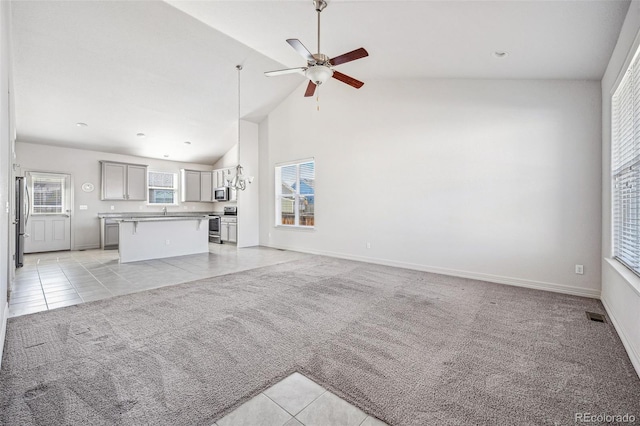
[114,215,210,263]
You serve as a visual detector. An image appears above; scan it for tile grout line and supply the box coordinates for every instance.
[263,387,329,421]
[357,415,371,426]
[35,258,50,310]
[76,259,116,297]
[57,258,89,303]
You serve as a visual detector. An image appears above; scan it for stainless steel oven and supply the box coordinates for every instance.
[208,215,221,244]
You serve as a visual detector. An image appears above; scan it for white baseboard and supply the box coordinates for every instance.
[72,244,100,251]
[0,301,8,371]
[601,296,640,379]
[265,244,601,299]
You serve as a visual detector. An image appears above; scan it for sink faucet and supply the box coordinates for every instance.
[162,207,167,216]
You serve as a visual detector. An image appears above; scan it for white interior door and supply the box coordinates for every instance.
[24,172,72,253]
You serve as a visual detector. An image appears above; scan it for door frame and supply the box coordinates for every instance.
[24,169,75,251]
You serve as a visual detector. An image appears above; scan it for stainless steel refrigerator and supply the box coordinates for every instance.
[15,176,29,268]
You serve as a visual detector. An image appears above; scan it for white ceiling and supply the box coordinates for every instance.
[11,0,630,164]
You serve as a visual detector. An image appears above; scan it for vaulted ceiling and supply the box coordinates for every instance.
[10,0,630,164]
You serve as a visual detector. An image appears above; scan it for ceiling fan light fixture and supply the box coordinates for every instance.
[305,65,333,85]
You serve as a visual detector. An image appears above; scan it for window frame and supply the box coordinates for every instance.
[147,170,179,206]
[612,43,640,278]
[275,158,315,229]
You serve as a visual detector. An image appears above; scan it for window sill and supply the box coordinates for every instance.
[605,258,640,297]
[275,225,315,231]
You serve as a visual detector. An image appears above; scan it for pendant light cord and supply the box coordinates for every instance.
[236,64,242,166]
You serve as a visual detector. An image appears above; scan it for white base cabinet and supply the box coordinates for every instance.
[221,217,237,243]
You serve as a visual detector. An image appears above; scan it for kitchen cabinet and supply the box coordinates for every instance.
[101,161,148,200]
[182,170,201,202]
[213,170,226,188]
[104,222,119,248]
[221,216,237,243]
[228,222,237,243]
[200,171,213,202]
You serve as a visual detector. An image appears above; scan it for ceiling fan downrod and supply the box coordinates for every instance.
[314,0,327,55]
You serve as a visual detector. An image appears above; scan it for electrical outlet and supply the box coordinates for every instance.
[110,205,115,210]
[575,264,584,275]
[165,239,170,245]
[366,242,371,249]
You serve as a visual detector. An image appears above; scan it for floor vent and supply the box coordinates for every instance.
[586,312,606,323]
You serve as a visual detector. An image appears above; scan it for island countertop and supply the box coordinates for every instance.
[112,215,211,223]
[98,212,219,219]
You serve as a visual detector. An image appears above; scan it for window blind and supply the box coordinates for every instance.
[148,171,177,204]
[148,171,175,188]
[613,52,640,274]
[275,160,315,227]
[32,176,64,214]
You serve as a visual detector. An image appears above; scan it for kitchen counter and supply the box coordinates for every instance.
[112,215,211,224]
[98,211,218,218]
[117,215,209,263]
[98,212,218,250]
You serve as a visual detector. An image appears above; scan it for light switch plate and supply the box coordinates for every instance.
[79,205,88,210]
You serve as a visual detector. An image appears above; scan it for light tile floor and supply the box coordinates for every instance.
[215,372,388,426]
[9,244,308,318]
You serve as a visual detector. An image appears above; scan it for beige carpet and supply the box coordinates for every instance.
[1,256,638,425]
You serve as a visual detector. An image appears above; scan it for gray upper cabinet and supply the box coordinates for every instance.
[101,161,148,201]
[200,171,213,202]
[126,165,147,201]
[182,169,232,202]
[182,169,202,202]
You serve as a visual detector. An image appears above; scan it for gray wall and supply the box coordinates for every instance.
[16,142,217,250]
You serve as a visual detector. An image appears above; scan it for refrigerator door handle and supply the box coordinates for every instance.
[25,183,30,226]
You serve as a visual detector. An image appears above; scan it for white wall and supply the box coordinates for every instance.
[213,120,260,247]
[15,142,216,250]
[212,144,238,170]
[601,0,640,377]
[0,0,14,369]
[237,121,259,247]
[261,78,602,298]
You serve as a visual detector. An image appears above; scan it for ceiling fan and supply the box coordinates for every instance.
[264,0,368,97]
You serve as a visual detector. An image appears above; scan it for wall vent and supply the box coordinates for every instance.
[586,312,606,323]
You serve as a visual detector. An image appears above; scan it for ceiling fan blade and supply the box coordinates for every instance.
[329,48,368,66]
[332,71,364,89]
[286,39,316,63]
[264,67,306,77]
[304,81,317,97]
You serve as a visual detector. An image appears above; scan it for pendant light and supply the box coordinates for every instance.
[226,65,254,191]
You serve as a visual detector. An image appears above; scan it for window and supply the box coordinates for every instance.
[148,171,178,205]
[31,174,65,214]
[275,159,315,227]
[613,47,640,275]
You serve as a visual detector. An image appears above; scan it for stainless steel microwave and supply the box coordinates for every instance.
[214,187,229,201]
